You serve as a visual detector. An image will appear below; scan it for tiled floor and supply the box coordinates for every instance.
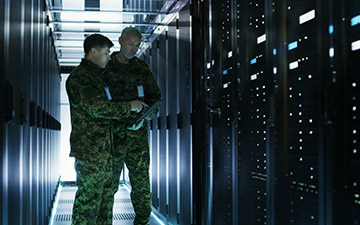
[50,184,165,225]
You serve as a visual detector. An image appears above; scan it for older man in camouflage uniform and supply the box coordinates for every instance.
[102,27,161,225]
[66,34,147,225]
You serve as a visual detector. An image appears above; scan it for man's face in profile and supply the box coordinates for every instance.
[119,34,141,60]
[93,46,111,68]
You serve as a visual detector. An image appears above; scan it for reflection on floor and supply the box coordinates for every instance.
[50,184,166,225]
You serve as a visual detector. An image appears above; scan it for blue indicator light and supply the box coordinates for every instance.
[288,41,298,50]
[329,25,334,34]
[298,77,302,81]
[223,70,228,75]
[351,15,360,26]
[299,104,302,108]
[250,58,257,64]
[273,48,277,55]
[299,93,302,96]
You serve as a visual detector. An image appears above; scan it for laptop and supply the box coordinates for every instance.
[120,100,163,125]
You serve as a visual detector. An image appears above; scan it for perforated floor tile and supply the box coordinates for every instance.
[50,185,165,225]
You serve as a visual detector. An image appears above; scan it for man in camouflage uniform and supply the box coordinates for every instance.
[66,34,147,225]
[102,27,161,225]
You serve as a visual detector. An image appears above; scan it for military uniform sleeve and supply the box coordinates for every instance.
[66,74,131,119]
[143,64,161,106]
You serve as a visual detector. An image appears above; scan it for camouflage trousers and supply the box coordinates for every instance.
[72,158,113,225]
[112,128,151,225]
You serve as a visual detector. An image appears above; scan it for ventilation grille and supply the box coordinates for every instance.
[58,199,74,204]
[114,198,132,204]
[54,214,72,221]
[54,213,136,221]
[113,213,136,221]
[57,199,130,204]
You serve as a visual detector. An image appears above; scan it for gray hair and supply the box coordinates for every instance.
[120,27,142,40]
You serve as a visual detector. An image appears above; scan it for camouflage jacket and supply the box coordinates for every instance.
[103,52,161,137]
[66,59,132,161]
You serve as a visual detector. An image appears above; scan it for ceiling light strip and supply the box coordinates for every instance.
[52,31,151,36]
[49,8,167,15]
[50,21,167,26]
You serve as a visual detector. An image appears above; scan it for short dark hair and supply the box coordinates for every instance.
[83,34,114,55]
[120,27,142,40]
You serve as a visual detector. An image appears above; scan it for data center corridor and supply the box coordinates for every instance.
[1,0,360,225]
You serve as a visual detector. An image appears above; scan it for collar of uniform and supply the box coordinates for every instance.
[80,59,107,85]
[80,58,103,75]
[110,51,139,68]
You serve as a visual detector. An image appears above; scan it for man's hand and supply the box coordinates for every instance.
[130,100,148,113]
[127,119,145,130]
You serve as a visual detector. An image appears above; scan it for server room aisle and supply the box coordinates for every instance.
[50,184,165,225]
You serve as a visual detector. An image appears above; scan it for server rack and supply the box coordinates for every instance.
[1,0,61,224]
[0,0,4,223]
[343,0,360,224]
[277,0,326,224]
[189,0,360,225]
[144,2,193,225]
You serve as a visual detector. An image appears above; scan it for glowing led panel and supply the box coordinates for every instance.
[288,41,298,50]
[299,10,316,24]
[289,61,299,70]
[352,40,360,51]
[257,34,266,44]
[351,15,360,26]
